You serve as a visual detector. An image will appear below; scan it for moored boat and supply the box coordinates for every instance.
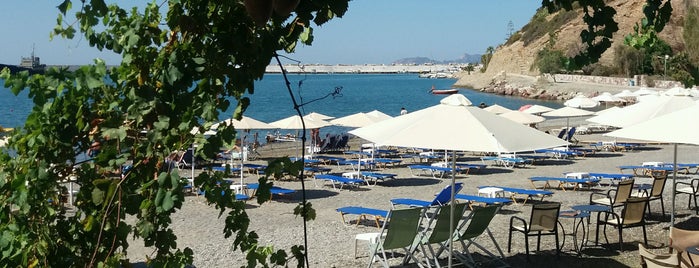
[429,85,458,95]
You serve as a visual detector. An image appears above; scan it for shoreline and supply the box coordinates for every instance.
[453,72,644,101]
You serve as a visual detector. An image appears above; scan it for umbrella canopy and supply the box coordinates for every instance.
[606,103,699,145]
[305,112,335,121]
[270,115,332,129]
[606,103,699,227]
[592,92,626,103]
[349,94,569,153]
[587,96,696,128]
[634,87,659,96]
[564,94,600,108]
[663,86,691,96]
[614,90,638,98]
[594,106,622,116]
[520,104,555,114]
[484,104,513,114]
[330,112,391,128]
[366,110,392,121]
[499,110,545,124]
[542,106,595,118]
[212,116,276,130]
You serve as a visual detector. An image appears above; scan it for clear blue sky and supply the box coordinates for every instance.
[0,1,541,66]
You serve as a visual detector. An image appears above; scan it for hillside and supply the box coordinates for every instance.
[456,0,692,90]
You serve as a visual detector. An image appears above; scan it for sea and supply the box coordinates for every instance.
[0,73,563,141]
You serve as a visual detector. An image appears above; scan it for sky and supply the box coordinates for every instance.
[0,1,541,66]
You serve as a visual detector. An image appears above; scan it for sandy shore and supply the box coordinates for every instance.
[124,128,699,267]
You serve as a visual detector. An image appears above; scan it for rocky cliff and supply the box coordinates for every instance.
[474,0,690,78]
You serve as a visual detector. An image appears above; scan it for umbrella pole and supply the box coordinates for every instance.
[448,150,456,268]
[671,143,678,227]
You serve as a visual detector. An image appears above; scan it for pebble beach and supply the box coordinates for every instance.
[124,115,699,267]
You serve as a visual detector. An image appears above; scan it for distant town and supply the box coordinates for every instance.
[265,63,477,78]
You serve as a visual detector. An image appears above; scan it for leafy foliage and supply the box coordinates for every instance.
[0,0,348,267]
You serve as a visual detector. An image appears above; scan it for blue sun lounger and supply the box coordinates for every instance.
[455,194,513,209]
[314,174,365,190]
[407,165,463,179]
[479,186,553,204]
[246,183,296,200]
[336,206,389,228]
[529,176,600,191]
[480,156,529,168]
[360,172,397,185]
[391,182,464,208]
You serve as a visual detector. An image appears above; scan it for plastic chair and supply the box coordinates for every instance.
[417,202,469,267]
[590,178,635,209]
[367,207,425,268]
[675,178,699,215]
[596,197,649,251]
[632,171,668,218]
[669,227,699,267]
[639,243,680,268]
[451,205,507,267]
[508,202,561,260]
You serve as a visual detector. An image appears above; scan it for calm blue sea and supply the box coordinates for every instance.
[1,74,563,137]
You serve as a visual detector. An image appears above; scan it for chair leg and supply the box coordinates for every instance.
[536,231,541,252]
[618,227,623,251]
[555,230,560,257]
[524,234,530,261]
[507,229,513,253]
[660,197,666,218]
[642,224,648,247]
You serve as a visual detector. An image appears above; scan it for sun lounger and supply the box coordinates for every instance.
[336,206,389,228]
[246,183,296,200]
[313,155,346,165]
[455,163,488,174]
[360,172,397,185]
[480,156,529,168]
[455,194,513,209]
[479,186,553,204]
[314,174,365,190]
[529,176,600,191]
[372,158,402,168]
[391,182,464,208]
[534,148,583,159]
[407,165,462,179]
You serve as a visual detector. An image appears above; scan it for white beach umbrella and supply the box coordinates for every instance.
[587,96,696,128]
[520,104,554,115]
[606,103,699,226]
[564,94,600,108]
[663,86,691,96]
[270,115,332,129]
[499,110,545,125]
[305,112,335,121]
[350,94,568,154]
[592,92,626,103]
[349,94,568,267]
[483,104,513,114]
[213,116,276,190]
[330,112,391,128]
[594,106,622,116]
[542,106,595,146]
[634,87,659,96]
[366,110,392,121]
[614,90,638,98]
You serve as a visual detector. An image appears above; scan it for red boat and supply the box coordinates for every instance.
[430,86,459,95]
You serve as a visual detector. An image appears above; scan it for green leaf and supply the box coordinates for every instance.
[92,188,105,206]
[162,190,174,211]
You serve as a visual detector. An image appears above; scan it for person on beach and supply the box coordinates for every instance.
[400,107,408,115]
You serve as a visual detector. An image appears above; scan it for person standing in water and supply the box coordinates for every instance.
[400,107,408,115]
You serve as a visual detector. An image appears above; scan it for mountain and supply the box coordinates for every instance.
[483,0,690,76]
[392,53,482,65]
